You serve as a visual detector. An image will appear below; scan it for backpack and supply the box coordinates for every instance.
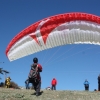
[28,63,38,81]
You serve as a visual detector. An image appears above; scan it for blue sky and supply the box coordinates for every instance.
[0,0,100,91]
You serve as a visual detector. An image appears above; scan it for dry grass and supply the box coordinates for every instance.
[0,88,100,100]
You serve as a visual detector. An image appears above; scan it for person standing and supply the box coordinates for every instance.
[51,78,57,90]
[84,79,89,91]
[28,57,42,96]
[5,77,11,88]
[97,74,100,91]
[25,79,29,89]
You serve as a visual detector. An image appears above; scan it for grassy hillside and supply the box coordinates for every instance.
[0,88,100,100]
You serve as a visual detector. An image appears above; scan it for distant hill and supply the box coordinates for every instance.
[0,88,100,100]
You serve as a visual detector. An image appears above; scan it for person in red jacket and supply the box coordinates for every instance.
[51,78,57,90]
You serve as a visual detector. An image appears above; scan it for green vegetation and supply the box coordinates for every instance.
[0,88,100,100]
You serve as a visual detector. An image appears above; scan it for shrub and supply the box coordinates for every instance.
[0,82,5,87]
[10,81,20,89]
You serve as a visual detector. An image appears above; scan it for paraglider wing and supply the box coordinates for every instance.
[5,12,100,61]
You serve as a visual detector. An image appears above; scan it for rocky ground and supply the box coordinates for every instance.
[0,88,100,100]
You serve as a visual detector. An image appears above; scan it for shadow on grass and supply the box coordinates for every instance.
[31,91,43,96]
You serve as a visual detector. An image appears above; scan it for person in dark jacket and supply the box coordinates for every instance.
[97,74,100,91]
[51,78,57,90]
[28,57,42,96]
[84,79,89,91]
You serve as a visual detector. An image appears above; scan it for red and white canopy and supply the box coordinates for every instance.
[5,12,100,61]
